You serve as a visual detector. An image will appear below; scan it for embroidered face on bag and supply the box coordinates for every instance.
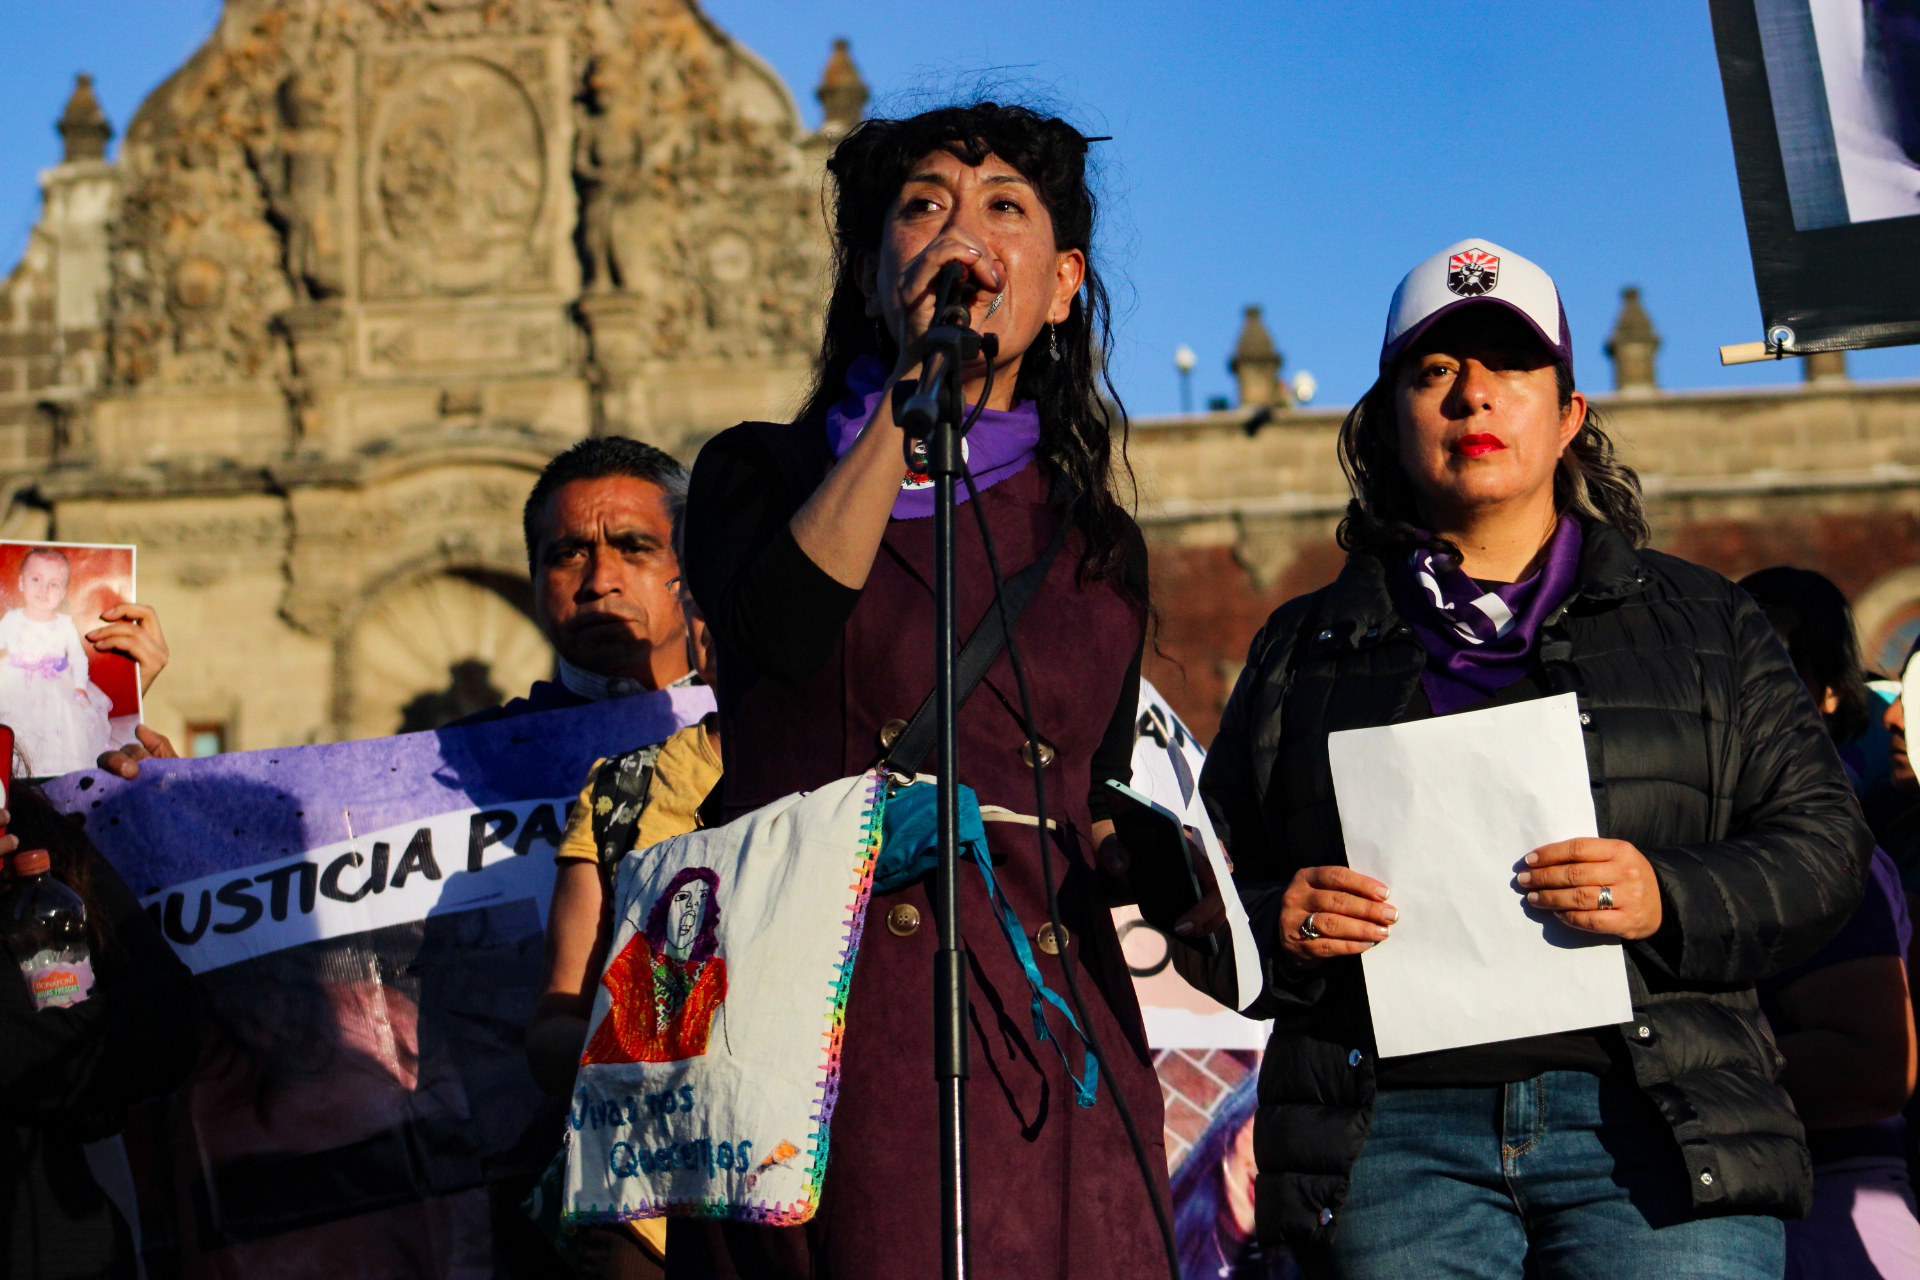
[667,880,710,961]
[582,865,728,1066]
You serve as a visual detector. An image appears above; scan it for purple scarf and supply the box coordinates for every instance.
[1391,518,1585,715]
[825,355,1042,520]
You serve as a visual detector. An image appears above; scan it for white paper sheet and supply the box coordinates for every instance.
[1327,693,1633,1058]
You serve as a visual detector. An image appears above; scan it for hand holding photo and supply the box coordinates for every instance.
[0,541,139,778]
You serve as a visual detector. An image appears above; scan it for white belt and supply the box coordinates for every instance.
[886,773,1061,831]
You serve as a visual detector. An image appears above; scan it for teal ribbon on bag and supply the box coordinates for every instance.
[878,781,1099,1108]
[875,779,990,894]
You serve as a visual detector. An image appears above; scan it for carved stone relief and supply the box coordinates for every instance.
[166,259,227,351]
[364,53,550,297]
[360,309,566,375]
[577,3,823,364]
[572,58,645,292]
[369,0,558,42]
[250,70,346,303]
[104,1,361,388]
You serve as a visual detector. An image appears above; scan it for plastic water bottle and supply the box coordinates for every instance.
[2,849,94,1009]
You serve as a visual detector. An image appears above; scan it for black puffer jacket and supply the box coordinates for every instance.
[1199,520,1870,1247]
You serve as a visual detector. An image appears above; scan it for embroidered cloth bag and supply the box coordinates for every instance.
[563,770,885,1228]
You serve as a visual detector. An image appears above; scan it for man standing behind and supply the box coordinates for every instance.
[458,436,696,723]
[457,436,707,1280]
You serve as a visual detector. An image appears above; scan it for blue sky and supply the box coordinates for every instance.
[8,1,1919,415]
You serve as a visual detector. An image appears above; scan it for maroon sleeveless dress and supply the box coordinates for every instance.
[676,421,1170,1280]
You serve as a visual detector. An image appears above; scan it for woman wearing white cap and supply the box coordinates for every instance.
[1200,240,1870,1277]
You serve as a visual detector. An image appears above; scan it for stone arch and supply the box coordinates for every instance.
[336,565,551,740]
[1851,565,1920,676]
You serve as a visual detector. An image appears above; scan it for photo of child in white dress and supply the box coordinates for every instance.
[0,543,139,777]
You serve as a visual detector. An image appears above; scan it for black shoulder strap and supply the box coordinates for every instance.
[883,475,1075,778]
[589,744,661,873]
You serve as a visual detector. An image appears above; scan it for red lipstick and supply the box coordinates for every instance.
[1452,433,1506,458]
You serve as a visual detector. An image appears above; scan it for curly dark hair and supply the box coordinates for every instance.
[1738,565,1874,743]
[1337,351,1647,559]
[800,101,1136,582]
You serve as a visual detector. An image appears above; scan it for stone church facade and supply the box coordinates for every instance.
[0,0,861,750]
[2,0,1919,754]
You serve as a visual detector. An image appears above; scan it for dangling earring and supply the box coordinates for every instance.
[1048,323,1061,362]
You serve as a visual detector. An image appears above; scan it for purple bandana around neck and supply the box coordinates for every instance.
[825,354,1042,520]
[1390,517,1585,715]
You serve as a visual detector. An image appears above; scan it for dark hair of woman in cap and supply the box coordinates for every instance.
[679,101,1208,1279]
[1200,239,1869,1279]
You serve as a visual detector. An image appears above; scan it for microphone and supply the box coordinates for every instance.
[898,261,971,436]
[932,260,969,325]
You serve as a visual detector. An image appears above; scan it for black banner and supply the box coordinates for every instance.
[1710,0,1920,353]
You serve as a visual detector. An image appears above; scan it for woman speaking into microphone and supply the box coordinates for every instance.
[1200,240,1869,1278]
[681,103,1187,1279]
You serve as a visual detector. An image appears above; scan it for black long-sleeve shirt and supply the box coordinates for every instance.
[2,848,200,1279]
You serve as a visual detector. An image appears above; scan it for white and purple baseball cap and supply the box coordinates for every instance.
[1379,238,1573,375]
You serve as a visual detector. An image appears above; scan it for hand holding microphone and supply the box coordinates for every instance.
[882,230,1003,379]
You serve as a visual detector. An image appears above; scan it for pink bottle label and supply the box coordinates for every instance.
[22,952,92,1009]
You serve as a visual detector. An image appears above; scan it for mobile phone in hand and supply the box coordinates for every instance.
[1104,779,1221,957]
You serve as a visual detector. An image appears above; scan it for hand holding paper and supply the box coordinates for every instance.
[1518,836,1664,939]
[1326,693,1634,1059]
[1275,865,1397,964]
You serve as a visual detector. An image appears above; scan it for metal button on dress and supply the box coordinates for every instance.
[1579,713,1592,725]
[1020,739,1057,768]
[1036,922,1069,955]
[1635,1023,1652,1040]
[878,719,909,750]
[1699,1170,1715,1186]
[886,903,921,937]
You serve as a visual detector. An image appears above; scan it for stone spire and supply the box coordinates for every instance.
[1604,286,1661,397]
[1803,350,1851,384]
[1229,305,1287,409]
[816,39,869,138]
[57,73,112,163]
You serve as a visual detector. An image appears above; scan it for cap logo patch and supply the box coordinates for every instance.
[1447,249,1500,297]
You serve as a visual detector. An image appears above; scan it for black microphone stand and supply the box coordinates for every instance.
[893,264,996,1280]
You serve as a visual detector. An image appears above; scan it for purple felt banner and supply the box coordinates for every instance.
[45,686,713,896]
[34,687,714,1272]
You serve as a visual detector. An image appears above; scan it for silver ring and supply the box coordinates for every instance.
[1598,885,1615,910]
[1301,912,1323,940]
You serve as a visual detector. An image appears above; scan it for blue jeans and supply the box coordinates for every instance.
[1307,1071,1784,1280]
